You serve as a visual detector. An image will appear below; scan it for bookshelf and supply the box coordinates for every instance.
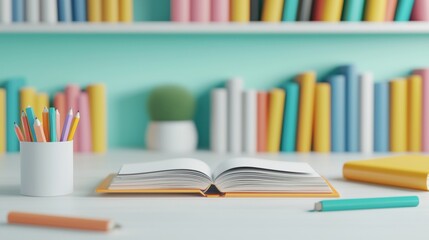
[1,22,429,34]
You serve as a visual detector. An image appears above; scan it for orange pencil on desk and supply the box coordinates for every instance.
[34,118,47,142]
[42,107,50,142]
[7,211,120,232]
[67,111,80,141]
[14,122,24,142]
[21,111,32,142]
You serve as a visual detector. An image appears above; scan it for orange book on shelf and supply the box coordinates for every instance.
[312,0,325,21]
[257,92,268,152]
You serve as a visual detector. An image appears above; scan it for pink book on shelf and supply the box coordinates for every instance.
[65,84,81,151]
[77,92,92,152]
[413,68,429,152]
[171,0,190,22]
[190,0,210,22]
[211,0,229,22]
[385,0,398,21]
[54,92,66,133]
[411,0,429,21]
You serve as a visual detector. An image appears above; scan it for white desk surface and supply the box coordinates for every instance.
[0,150,427,239]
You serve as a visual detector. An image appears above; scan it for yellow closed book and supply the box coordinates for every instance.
[322,0,344,22]
[296,71,316,152]
[343,155,429,191]
[35,93,49,119]
[364,0,387,22]
[20,87,36,112]
[119,0,133,22]
[266,88,285,152]
[313,83,331,152]
[103,0,118,22]
[0,89,5,154]
[88,0,102,22]
[390,79,407,152]
[408,75,422,152]
[231,0,250,22]
[87,84,107,153]
[261,0,284,22]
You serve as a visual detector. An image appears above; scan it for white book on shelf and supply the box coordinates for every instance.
[227,78,243,154]
[359,72,374,153]
[41,0,57,23]
[0,0,11,23]
[25,0,40,23]
[210,89,228,153]
[242,90,257,154]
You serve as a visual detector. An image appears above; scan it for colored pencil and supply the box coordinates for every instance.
[25,106,37,142]
[34,118,46,142]
[42,107,50,142]
[56,109,61,142]
[21,111,32,142]
[49,107,57,142]
[61,108,73,142]
[67,112,80,141]
[14,122,24,142]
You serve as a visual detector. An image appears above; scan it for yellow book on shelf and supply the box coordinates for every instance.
[103,0,118,22]
[408,75,422,152]
[119,0,133,22]
[261,0,284,22]
[343,155,429,191]
[35,93,49,119]
[87,84,107,153]
[231,0,250,22]
[267,88,285,152]
[364,0,387,22]
[296,71,316,152]
[0,89,5,154]
[20,87,36,111]
[88,0,102,22]
[322,0,344,22]
[390,79,407,152]
[313,83,331,152]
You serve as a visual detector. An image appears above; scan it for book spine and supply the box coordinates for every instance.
[87,0,102,22]
[87,84,107,153]
[231,0,250,22]
[227,78,243,154]
[5,78,25,152]
[374,83,389,152]
[119,0,132,22]
[41,0,57,23]
[408,75,422,152]
[413,69,429,152]
[0,0,12,23]
[35,93,49,119]
[322,0,344,22]
[257,92,268,152]
[65,85,80,151]
[58,0,72,22]
[312,0,324,21]
[0,89,5,154]
[281,82,299,152]
[25,0,40,23]
[250,0,261,21]
[365,0,388,22]
[210,89,227,153]
[282,0,299,21]
[78,92,92,152]
[385,0,398,21]
[72,0,86,22]
[171,0,190,22]
[342,0,364,21]
[359,73,374,153]
[395,0,414,21]
[211,0,229,22]
[390,79,407,152]
[54,92,66,133]
[411,0,429,21]
[297,0,313,21]
[267,88,285,152]
[20,87,36,112]
[12,0,24,22]
[261,0,284,22]
[191,0,210,22]
[242,90,257,154]
[296,72,316,152]
[329,75,346,152]
[313,83,331,153]
[103,0,118,22]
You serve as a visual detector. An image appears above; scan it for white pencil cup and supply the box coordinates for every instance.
[20,141,73,197]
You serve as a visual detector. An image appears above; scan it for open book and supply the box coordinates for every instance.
[96,158,339,197]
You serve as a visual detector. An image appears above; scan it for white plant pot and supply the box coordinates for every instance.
[146,121,198,153]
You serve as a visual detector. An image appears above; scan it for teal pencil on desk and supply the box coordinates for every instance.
[25,106,37,142]
[314,196,419,212]
[49,107,57,142]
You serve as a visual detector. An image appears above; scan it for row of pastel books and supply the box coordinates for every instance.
[0,0,133,23]
[172,0,429,22]
[210,66,429,154]
[0,78,107,153]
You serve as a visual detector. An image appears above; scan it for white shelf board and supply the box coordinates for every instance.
[0,22,429,34]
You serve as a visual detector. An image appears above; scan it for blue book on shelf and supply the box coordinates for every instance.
[58,0,72,22]
[280,82,299,152]
[374,83,390,152]
[5,78,26,152]
[329,75,346,152]
[337,65,359,152]
[72,0,87,22]
[395,0,415,21]
[282,0,300,21]
[12,0,24,22]
[342,0,365,21]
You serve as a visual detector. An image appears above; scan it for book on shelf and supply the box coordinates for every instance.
[96,157,339,198]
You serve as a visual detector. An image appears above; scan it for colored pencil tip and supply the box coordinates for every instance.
[75,112,80,118]
[43,107,49,112]
[68,108,73,115]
